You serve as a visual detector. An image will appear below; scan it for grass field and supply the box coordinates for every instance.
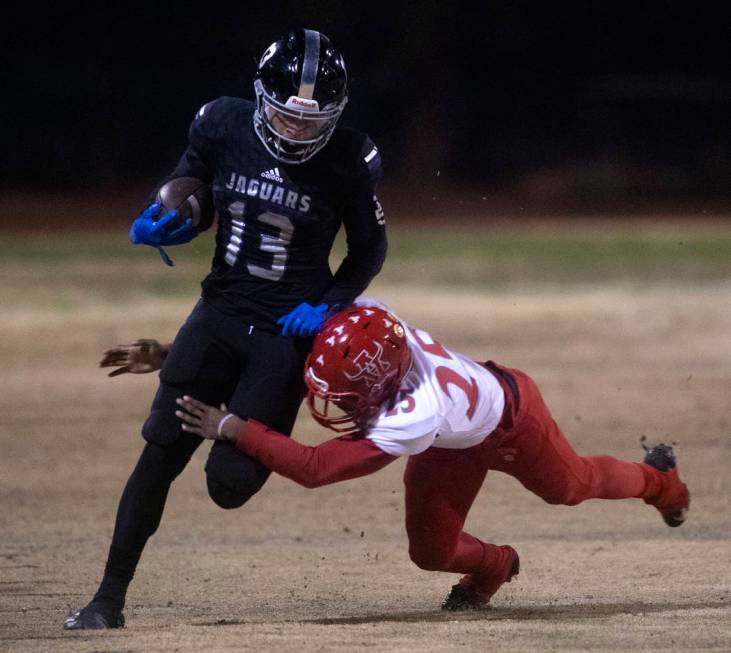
[1,220,730,651]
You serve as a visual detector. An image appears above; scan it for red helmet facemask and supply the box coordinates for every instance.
[304,306,413,434]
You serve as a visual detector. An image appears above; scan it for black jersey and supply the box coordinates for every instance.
[164,96,387,326]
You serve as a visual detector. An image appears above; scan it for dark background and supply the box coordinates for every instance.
[4,1,730,217]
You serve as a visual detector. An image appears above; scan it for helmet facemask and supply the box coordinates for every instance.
[253,80,346,164]
[305,360,400,434]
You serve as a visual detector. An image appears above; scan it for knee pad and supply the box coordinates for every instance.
[134,438,199,485]
[206,475,262,510]
[204,441,270,509]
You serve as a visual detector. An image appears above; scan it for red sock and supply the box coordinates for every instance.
[584,455,648,499]
[445,533,506,576]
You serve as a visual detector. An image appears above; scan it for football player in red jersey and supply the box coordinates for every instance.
[121,299,689,610]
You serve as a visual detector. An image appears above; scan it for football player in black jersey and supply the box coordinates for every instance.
[64,29,387,630]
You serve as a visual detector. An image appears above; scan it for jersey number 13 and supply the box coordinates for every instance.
[223,201,294,281]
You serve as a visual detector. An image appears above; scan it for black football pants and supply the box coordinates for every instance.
[99,299,309,592]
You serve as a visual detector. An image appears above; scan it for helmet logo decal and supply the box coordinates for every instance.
[260,44,277,68]
[287,96,320,111]
[344,341,391,387]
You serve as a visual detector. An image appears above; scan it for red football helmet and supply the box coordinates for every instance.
[304,305,413,433]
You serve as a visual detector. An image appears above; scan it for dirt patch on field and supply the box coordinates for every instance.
[1,283,729,652]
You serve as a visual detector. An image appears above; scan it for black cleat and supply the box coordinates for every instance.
[63,602,125,630]
[642,441,676,472]
[641,440,689,527]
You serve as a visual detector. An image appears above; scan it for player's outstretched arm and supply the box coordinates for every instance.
[176,396,397,487]
[100,339,170,377]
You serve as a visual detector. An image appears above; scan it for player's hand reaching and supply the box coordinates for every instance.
[100,339,168,377]
[277,302,328,336]
[176,396,244,441]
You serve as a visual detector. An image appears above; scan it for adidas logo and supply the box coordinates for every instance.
[261,167,284,183]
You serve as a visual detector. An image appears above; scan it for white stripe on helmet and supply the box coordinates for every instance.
[299,29,320,100]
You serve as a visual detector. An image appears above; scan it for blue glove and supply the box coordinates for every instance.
[130,203,199,267]
[130,203,199,247]
[277,303,328,336]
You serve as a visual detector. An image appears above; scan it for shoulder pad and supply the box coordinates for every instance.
[329,128,383,186]
[190,97,253,141]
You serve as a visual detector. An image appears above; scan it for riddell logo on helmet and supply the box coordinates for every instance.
[345,342,391,387]
[287,97,319,110]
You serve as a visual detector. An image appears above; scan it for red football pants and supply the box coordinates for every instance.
[403,364,659,577]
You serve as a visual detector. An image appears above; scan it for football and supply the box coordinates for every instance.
[155,177,215,232]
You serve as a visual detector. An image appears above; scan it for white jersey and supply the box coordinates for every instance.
[355,299,505,457]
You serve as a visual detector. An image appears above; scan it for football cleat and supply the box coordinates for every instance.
[641,441,690,527]
[441,545,520,611]
[63,601,125,630]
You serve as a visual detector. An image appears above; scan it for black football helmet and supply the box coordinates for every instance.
[253,29,348,164]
